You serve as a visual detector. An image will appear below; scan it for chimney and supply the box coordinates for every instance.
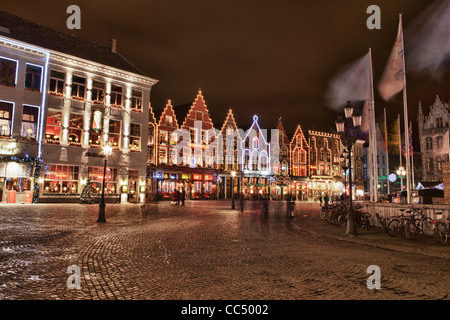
[110,38,117,53]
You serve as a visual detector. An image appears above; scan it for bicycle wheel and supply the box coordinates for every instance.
[434,221,448,245]
[421,217,434,237]
[401,220,417,240]
[336,213,347,227]
[387,219,401,237]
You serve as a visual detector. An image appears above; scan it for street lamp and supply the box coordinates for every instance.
[231,170,236,209]
[97,145,113,223]
[339,149,349,199]
[396,166,406,192]
[335,101,362,236]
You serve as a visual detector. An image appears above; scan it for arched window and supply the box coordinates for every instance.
[251,150,258,170]
[260,151,269,171]
[252,137,259,149]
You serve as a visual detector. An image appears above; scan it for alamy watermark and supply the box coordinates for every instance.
[366,265,381,290]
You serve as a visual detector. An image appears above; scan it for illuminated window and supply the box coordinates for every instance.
[43,165,79,194]
[130,123,141,152]
[159,130,168,145]
[45,111,62,144]
[91,81,105,103]
[67,113,83,146]
[21,105,39,139]
[131,90,142,111]
[88,166,118,194]
[49,70,64,95]
[0,101,13,136]
[110,85,122,107]
[108,119,121,149]
[25,64,42,91]
[71,75,86,99]
[0,58,17,87]
[159,148,167,164]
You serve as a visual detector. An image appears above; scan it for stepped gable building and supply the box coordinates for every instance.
[417,95,450,182]
[0,11,158,204]
[217,108,241,199]
[152,90,219,200]
[290,124,309,200]
[269,117,291,199]
[307,130,342,201]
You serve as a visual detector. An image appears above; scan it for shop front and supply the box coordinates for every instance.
[308,176,341,202]
[0,159,37,204]
[242,175,269,200]
[155,167,217,201]
[269,175,291,200]
[290,178,310,201]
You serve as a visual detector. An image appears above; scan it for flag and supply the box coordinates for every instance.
[324,52,371,111]
[405,0,450,80]
[378,17,405,101]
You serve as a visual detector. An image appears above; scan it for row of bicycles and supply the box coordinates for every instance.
[319,202,449,245]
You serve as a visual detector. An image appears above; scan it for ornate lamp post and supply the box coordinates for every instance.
[97,145,112,223]
[339,149,349,200]
[335,101,362,236]
[231,170,236,209]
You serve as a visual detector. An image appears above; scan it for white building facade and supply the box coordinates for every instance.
[0,11,158,203]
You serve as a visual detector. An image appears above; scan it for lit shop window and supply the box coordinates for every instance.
[45,111,62,144]
[6,178,31,192]
[43,165,79,194]
[91,81,105,104]
[88,166,118,194]
[131,90,142,111]
[71,75,86,100]
[68,113,83,146]
[48,70,65,96]
[21,105,39,139]
[89,109,103,147]
[129,123,141,152]
[0,101,13,137]
[108,119,121,149]
[110,85,122,107]
[25,64,42,91]
[0,58,17,87]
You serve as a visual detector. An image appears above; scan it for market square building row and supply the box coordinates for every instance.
[0,11,356,204]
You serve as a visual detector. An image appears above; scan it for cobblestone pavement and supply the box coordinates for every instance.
[0,201,448,300]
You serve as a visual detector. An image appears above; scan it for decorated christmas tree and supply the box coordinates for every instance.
[79,179,95,204]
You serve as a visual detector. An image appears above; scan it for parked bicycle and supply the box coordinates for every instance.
[387,208,433,239]
[434,211,449,245]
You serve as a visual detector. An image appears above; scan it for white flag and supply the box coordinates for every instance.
[324,52,371,111]
[406,0,450,80]
[378,17,405,101]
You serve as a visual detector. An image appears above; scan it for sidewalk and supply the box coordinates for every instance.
[291,202,450,260]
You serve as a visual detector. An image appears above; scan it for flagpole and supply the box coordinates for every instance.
[410,121,415,190]
[398,114,403,192]
[384,108,390,195]
[399,13,411,204]
[369,48,378,202]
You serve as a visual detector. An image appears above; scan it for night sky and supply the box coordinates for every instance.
[2,0,449,139]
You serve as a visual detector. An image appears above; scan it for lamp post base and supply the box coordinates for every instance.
[97,202,106,222]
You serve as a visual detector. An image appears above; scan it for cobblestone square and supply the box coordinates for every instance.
[0,201,448,300]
